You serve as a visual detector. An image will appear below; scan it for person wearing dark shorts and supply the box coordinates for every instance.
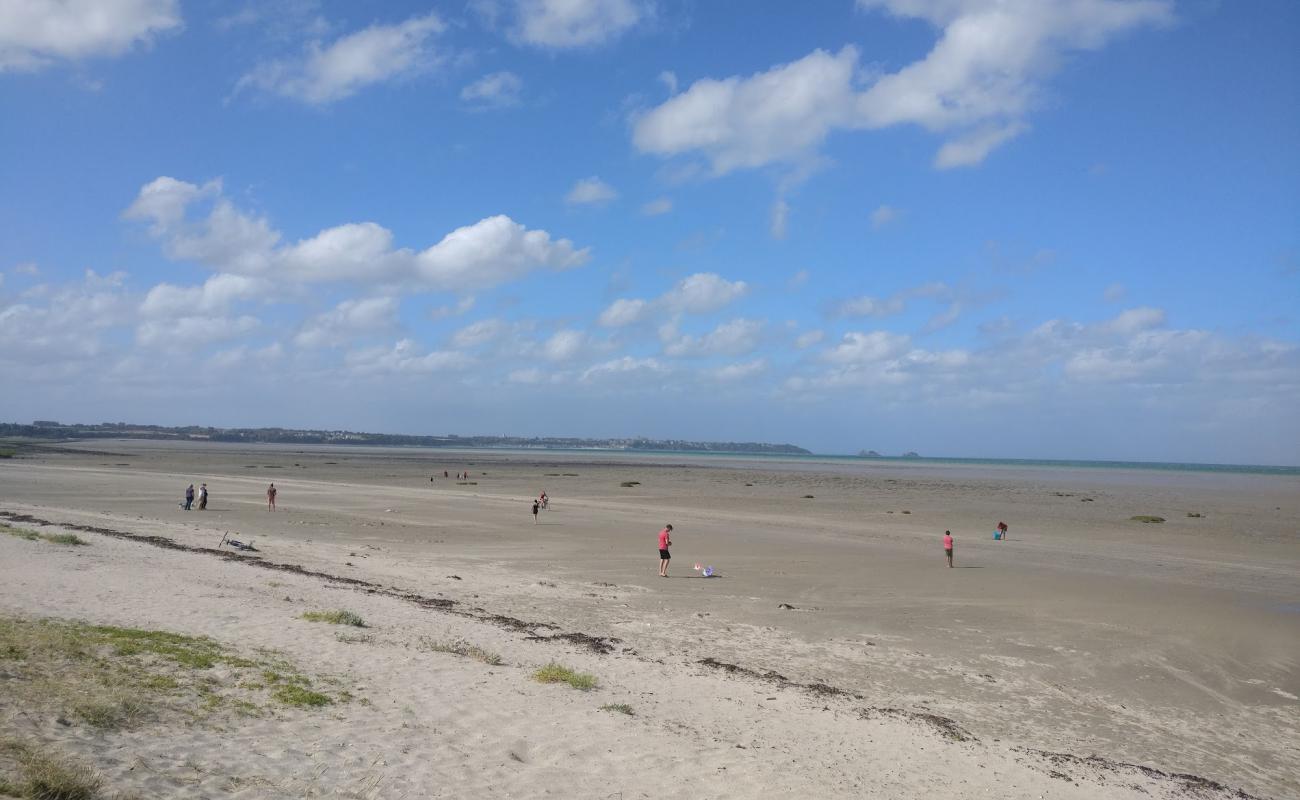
[658,524,673,577]
[532,499,540,523]
[943,530,954,568]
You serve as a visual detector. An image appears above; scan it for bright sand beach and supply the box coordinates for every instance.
[1,440,1297,799]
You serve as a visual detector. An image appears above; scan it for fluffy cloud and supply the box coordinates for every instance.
[541,329,587,361]
[713,358,767,382]
[140,273,266,318]
[598,272,747,329]
[566,176,617,205]
[295,297,399,348]
[633,0,1171,171]
[136,314,260,349]
[235,13,445,104]
[512,0,646,48]
[125,177,589,291]
[0,271,134,363]
[580,355,666,382]
[663,318,763,358]
[461,70,523,108]
[344,339,474,375]
[662,272,748,314]
[0,0,180,71]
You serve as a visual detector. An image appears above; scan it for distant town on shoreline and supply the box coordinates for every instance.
[0,421,813,456]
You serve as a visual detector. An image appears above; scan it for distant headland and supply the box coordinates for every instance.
[0,421,811,456]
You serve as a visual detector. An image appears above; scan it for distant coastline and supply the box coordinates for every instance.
[0,421,811,457]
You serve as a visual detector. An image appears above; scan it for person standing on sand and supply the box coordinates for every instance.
[658,524,673,577]
[198,483,208,510]
[532,499,540,523]
[267,483,277,511]
[943,530,954,567]
[184,484,194,511]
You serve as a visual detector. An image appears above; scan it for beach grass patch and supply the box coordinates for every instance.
[1,524,87,546]
[599,703,633,715]
[335,631,374,645]
[532,663,597,691]
[300,610,366,627]
[0,447,15,459]
[0,739,102,800]
[419,637,502,666]
[0,615,348,734]
[1130,515,1165,524]
[271,685,332,708]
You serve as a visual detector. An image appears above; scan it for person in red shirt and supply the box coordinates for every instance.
[658,524,674,577]
[943,530,954,567]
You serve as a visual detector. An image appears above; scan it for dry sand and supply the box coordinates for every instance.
[1,439,1297,798]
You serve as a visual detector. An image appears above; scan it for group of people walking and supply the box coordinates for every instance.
[179,482,279,511]
[181,483,208,510]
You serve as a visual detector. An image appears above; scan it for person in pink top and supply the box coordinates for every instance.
[658,524,674,577]
[943,530,954,567]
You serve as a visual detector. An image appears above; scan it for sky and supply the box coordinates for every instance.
[1,0,1298,464]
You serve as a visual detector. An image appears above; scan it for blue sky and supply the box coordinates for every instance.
[1,0,1297,463]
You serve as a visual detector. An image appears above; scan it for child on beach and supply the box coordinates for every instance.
[943,530,954,567]
[267,483,277,511]
[658,524,673,577]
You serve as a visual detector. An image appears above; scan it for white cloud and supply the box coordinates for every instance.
[713,358,767,381]
[633,1,1171,172]
[870,205,900,230]
[824,331,911,364]
[641,197,673,216]
[770,198,789,240]
[580,355,666,382]
[295,296,398,348]
[836,281,949,318]
[566,176,617,205]
[126,177,590,291]
[597,298,649,327]
[541,329,587,361]
[0,271,134,362]
[662,272,748,314]
[663,318,763,358]
[13,262,40,276]
[512,0,645,48]
[235,12,445,104]
[0,0,180,71]
[658,69,677,94]
[1104,306,1165,336]
[461,70,523,108]
[345,338,474,375]
[452,318,527,348]
[140,273,266,318]
[134,314,260,349]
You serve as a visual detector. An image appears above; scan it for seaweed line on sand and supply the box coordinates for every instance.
[0,509,1270,799]
[1018,749,1265,800]
[0,510,614,655]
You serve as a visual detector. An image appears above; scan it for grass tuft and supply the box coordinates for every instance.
[532,663,597,691]
[272,685,332,708]
[599,703,633,715]
[1,524,88,546]
[300,610,366,627]
[1,740,102,800]
[1130,515,1165,524]
[419,637,502,666]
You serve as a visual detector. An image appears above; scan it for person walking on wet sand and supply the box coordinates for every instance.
[267,483,277,511]
[184,484,194,511]
[943,530,954,568]
[532,499,540,523]
[198,483,208,510]
[658,524,673,577]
